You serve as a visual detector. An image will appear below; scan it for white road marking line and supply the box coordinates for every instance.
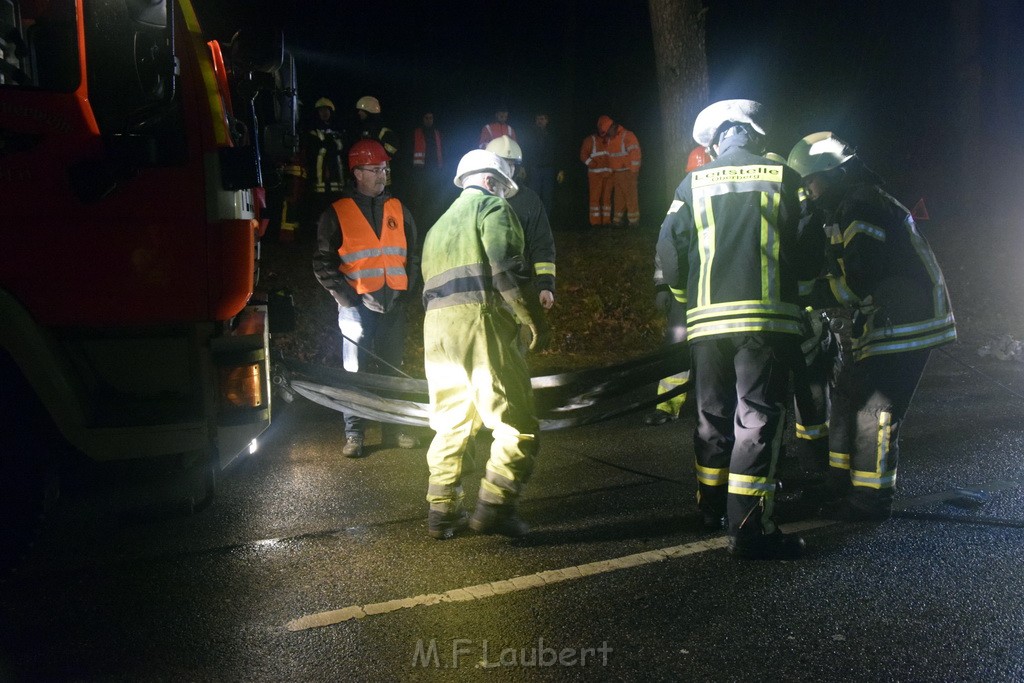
[285,519,834,632]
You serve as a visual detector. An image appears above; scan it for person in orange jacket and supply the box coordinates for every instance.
[312,140,422,458]
[606,119,642,227]
[579,115,613,226]
[409,111,449,232]
[478,106,517,148]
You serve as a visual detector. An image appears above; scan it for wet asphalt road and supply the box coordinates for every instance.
[2,344,1024,681]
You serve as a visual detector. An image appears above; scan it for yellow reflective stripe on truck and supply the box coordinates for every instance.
[177,0,232,147]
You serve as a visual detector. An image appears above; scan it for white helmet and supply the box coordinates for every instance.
[355,95,381,114]
[787,131,856,178]
[692,99,766,147]
[485,135,523,163]
[454,149,518,197]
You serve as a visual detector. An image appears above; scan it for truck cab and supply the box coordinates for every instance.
[0,0,296,546]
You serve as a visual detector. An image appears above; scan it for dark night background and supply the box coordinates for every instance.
[197,0,1024,229]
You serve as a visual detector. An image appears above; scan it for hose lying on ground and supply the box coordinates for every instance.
[276,341,690,431]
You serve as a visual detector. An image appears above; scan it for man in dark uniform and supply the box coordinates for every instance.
[656,99,821,560]
[787,132,956,521]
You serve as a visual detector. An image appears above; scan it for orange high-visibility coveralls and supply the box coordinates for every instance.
[580,133,611,225]
[608,126,641,226]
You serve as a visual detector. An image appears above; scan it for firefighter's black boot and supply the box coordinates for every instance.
[728,530,806,560]
[469,501,530,537]
[427,508,469,540]
[643,409,674,426]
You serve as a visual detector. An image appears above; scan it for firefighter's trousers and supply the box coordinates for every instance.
[611,170,640,226]
[656,300,690,417]
[827,348,930,512]
[337,300,408,437]
[790,310,833,471]
[587,170,613,225]
[691,334,793,538]
[423,304,538,513]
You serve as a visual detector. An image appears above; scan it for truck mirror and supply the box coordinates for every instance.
[126,0,168,27]
[228,26,283,75]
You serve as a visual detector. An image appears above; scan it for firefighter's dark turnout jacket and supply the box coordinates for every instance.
[507,184,556,295]
[801,177,956,511]
[656,135,819,538]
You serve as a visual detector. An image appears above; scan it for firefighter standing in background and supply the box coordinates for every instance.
[643,146,711,427]
[349,96,400,191]
[486,135,557,310]
[478,106,517,148]
[303,97,346,242]
[656,99,821,560]
[521,111,565,219]
[409,111,448,233]
[420,150,550,540]
[787,131,957,521]
[579,115,613,227]
[274,154,307,244]
[313,140,421,459]
[607,119,642,227]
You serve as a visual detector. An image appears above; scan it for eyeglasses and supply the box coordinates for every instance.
[356,166,388,175]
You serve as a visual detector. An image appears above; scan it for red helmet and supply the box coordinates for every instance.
[685,146,713,173]
[596,115,613,135]
[348,139,391,170]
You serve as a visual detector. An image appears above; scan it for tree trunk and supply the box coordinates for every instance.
[647,0,709,204]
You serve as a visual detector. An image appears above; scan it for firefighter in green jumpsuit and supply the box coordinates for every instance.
[421,150,550,540]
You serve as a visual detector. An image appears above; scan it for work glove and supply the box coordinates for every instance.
[508,295,550,352]
[528,319,552,352]
[654,289,672,315]
[539,290,555,310]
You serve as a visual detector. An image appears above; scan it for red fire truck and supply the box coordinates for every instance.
[0,0,296,546]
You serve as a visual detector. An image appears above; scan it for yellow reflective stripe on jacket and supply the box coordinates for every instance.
[843,220,886,246]
[853,312,957,359]
[828,274,859,305]
[534,262,556,277]
[694,195,715,308]
[761,190,781,301]
[686,300,804,340]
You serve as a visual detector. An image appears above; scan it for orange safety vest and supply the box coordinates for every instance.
[333,198,409,294]
[580,134,610,172]
[606,127,640,172]
[479,122,516,147]
[413,127,443,168]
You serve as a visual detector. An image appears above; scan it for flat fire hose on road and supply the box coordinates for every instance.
[275,341,690,431]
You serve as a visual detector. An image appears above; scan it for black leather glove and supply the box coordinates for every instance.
[655,290,672,315]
